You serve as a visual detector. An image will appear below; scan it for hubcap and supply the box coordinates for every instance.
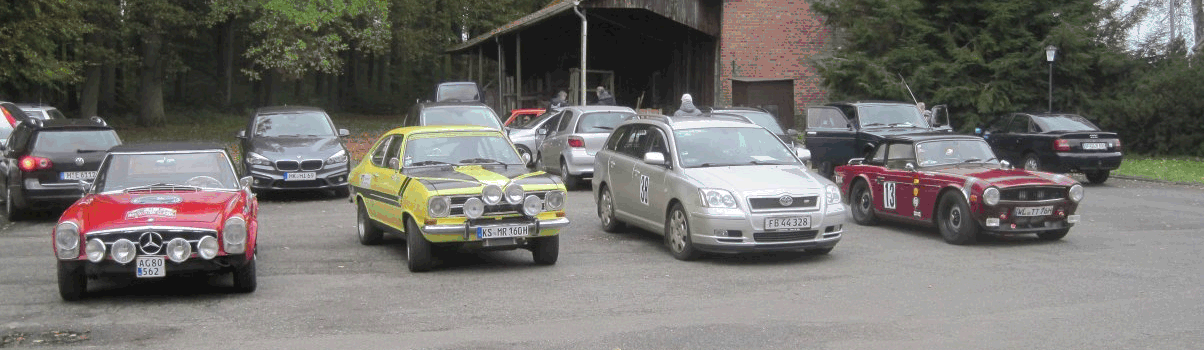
[600,192,613,225]
[1025,158,1038,170]
[949,206,963,229]
[562,164,569,177]
[357,208,366,239]
[669,210,687,253]
[859,191,872,213]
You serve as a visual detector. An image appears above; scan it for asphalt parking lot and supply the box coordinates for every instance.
[2,178,1203,349]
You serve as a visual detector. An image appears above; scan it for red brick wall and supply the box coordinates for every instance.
[718,0,830,123]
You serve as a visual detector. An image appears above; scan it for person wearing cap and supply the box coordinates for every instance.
[673,93,701,117]
[595,86,616,105]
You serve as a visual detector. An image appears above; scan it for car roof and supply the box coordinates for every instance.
[884,133,985,143]
[14,103,54,110]
[384,125,499,136]
[627,115,759,130]
[829,100,914,106]
[23,118,110,130]
[438,82,477,86]
[255,105,325,115]
[561,105,636,113]
[709,106,768,113]
[108,142,228,154]
[420,101,492,109]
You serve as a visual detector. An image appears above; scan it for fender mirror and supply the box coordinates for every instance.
[236,130,246,139]
[338,129,350,137]
[388,157,400,170]
[905,163,917,172]
[239,176,253,188]
[794,147,811,163]
[77,180,92,195]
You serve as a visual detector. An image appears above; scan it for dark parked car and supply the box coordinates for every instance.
[705,107,801,147]
[804,101,951,178]
[237,106,352,196]
[400,101,504,130]
[974,113,1121,184]
[1,101,34,127]
[435,82,481,102]
[0,117,120,220]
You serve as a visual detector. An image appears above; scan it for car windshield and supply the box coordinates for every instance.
[422,107,502,129]
[576,112,634,133]
[33,130,121,154]
[254,112,335,137]
[95,152,239,192]
[857,104,930,128]
[916,139,999,167]
[48,109,65,119]
[437,84,479,102]
[403,134,522,166]
[674,127,798,168]
[511,112,550,129]
[724,111,785,134]
[1037,115,1099,132]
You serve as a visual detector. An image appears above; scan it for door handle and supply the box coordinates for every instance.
[807,131,817,136]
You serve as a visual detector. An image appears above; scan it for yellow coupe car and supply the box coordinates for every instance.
[349,125,569,272]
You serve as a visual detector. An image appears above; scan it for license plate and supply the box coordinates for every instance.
[1014,206,1054,217]
[1082,142,1107,150]
[60,171,97,181]
[284,172,316,181]
[477,225,528,239]
[135,256,166,278]
[764,216,811,230]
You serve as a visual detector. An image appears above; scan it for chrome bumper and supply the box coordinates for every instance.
[422,217,571,236]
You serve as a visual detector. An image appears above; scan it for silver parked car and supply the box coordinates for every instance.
[505,109,560,167]
[535,105,636,189]
[591,115,846,260]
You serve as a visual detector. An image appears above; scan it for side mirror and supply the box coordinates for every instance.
[537,129,548,136]
[236,130,246,139]
[338,129,350,137]
[77,180,92,195]
[794,147,811,163]
[388,157,400,170]
[905,163,917,172]
[239,176,253,188]
[642,152,667,166]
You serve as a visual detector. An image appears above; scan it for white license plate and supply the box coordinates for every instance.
[135,256,166,278]
[477,225,528,239]
[60,171,97,181]
[1014,206,1054,217]
[284,172,316,181]
[764,216,811,230]
[1082,142,1107,150]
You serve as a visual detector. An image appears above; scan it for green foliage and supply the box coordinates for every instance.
[0,0,93,95]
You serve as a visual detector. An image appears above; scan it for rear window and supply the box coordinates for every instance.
[575,112,634,133]
[33,130,121,154]
[22,110,50,120]
[1036,115,1099,132]
[437,84,480,102]
[48,109,65,119]
[421,106,501,129]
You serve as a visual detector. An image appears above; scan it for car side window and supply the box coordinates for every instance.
[617,125,649,158]
[556,111,575,133]
[885,143,916,169]
[868,144,887,165]
[540,112,562,134]
[370,136,393,167]
[647,128,669,156]
[1007,116,1030,134]
[606,125,631,151]
[987,115,1012,133]
[807,107,850,129]
[384,135,404,170]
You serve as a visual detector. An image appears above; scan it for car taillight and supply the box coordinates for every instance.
[568,137,585,148]
[2,108,14,126]
[1113,139,1122,151]
[1053,139,1070,152]
[19,156,52,172]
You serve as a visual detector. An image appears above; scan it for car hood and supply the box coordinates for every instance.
[682,165,826,195]
[926,166,1074,187]
[81,191,239,232]
[249,136,343,160]
[405,165,561,193]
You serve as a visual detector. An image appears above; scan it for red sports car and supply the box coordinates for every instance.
[503,108,547,127]
[52,143,258,300]
[834,134,1084,245]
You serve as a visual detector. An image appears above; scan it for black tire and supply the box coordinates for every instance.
[597,185,625,233]
[561,162,582,190]
[665,204,700,261]
[333,186,350,198]
[232,256,257,293]
[531,236,559,265]
[356,202,384,245]
[1085,170,1110,184]
[6,188,24,221]
[937,193,979,245]
[1022,153,1041,171]
[849,180,878,226]
[804,247,834,255]
[1037,229,1070,241]
[57,261,86,301]
[405,218,432,272]
[817,161,834,179]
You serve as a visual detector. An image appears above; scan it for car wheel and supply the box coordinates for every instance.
[804,247,834,255]
[6,188,24,221]
[333,186,350,198]
[232,255,257,293]
[1022,153,1041,171]
[57,261,86,301]
[1085,170,1110,184]
[530,235,559,265]
[664,204,700,261]
[598,185,625,233]
[405,218,432,272]
[850,180,878,226]
[357,202,384,245]
[937,193,979,245]
[561,162,581,190]
[1037,228,1070,241]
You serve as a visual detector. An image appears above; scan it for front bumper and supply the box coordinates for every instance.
[422,217,570,240]
[246,163,350,191]
[21,178,83,206]
[687,204,847,253]
[1049,152,1123,172]
[563,150,596,177]
[76,254,251,278]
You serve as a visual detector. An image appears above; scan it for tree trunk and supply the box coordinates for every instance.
[100,63,116,112]
[220,19,235,110]
[1193,0,1203,52]
[138,29,166,127]
[80,65,101,118]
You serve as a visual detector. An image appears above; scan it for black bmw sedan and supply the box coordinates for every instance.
[237,106,352,196]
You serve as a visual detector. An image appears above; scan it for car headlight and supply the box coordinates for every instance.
[503,183,524,204]
[111,239,137,264]
[464,197,485,219]
[55,222,80,260]
[247,152,271,166]
[223,217,247,254]
[983,187,1000,206]
[325,149,348,165]
[825,184,842,205]
[428,196,450,218]
[166,238,191,263]
[699,188,738,209]
[198,236,219,260]
[86,238,106,263]
[482,185,503,205]
[545,190,566,210]
[1068,184,1084,203]
[522,195,543,216]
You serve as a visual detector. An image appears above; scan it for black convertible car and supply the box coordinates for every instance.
[975,112,1121,184]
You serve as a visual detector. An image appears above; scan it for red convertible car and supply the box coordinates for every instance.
[503,108,546,127]
[834,134,1084,245]
[52,143,258,300]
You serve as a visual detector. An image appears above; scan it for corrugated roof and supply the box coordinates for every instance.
[446,0,575,53]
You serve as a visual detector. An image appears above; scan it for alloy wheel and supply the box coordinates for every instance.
[599,192,613,226]
[669,210,688,253]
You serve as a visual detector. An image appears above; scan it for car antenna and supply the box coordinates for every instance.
[897,73,919,105]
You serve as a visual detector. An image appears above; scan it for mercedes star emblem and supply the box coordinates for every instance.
[74,157,85,166]
[779,195,794,207]
[138,231,164,255]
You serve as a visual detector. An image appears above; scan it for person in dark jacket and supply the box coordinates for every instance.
[595,86,616,105]
[549,91,568,109]
[673,93,701,116]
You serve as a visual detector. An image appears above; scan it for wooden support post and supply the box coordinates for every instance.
[516,32,523,109]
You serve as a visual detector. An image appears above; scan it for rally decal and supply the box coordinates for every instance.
[883,181,897,210]
[639,174,650,205]
[125,207,177,220]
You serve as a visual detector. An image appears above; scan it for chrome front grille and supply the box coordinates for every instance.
[1000,186,1066,201]
[748,195,819,211]
[85,226,217,256]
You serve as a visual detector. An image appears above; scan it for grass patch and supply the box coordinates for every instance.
[1114,156,1204,184]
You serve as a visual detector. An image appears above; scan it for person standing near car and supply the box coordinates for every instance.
[549,91,568,109]
[673,93,701,116]
[595,86,616,105]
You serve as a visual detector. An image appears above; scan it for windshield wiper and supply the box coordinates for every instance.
[409,160,453,167]
[750,160,790,165]
[696,163,732,168]
[459,158,510,167]
[76,149,105,153]
[962,157,997,163]
[862,122,887,127]
[591,126,615,131]
[123,183,202,192]
[888,122,918,128]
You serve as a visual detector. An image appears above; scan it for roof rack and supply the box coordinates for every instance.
[703,112,754,124]
[634,114,673,124]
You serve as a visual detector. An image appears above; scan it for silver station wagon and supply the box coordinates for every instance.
[535,105,637,189]
[591,115,846,260]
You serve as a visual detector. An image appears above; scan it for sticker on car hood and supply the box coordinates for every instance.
[125,207,177,219]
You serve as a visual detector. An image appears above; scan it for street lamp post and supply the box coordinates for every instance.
[1046,45,1057,113]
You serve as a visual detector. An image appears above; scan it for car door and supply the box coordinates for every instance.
[1000,114,1033,163]
[376,135,408,229]
[631,126,673,227]
[609,125,649,225]
[983,114,1015,161]
[859,144,892,215]
[879,142,918,219]
[539,109,575,173]
[361,136,399,225]
[804,106,856,176]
